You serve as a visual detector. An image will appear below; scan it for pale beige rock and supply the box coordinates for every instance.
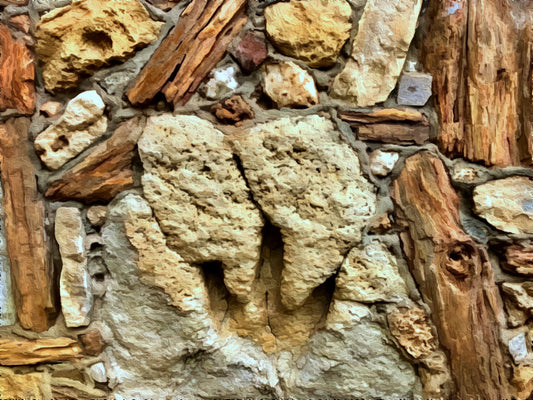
[501,282,533,317]
[334,242,408,303]
[34,90,107,170]
[419,351,453,399]
[473,176,533,234]
[369,150,399,176]
[35,0,163,92]
[40,101,61,117]
[86,205,107,227]
[0,368,52,398]
[262,62,319,108]
[55,207,92,328]
[265,0,352,68]
[138,115,263,302]
[232,115,376,309]
[331,0,423,106]
[388,306,437,359]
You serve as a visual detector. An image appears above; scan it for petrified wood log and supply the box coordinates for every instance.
[421,0,521,167]
[0,24,34,114]
[127,0,247,108]
[45,116,146,203]
[393,151,510,399]
[0,118,55,332]
[0,337,82,365]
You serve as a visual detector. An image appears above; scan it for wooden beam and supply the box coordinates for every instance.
[393,151,510,399]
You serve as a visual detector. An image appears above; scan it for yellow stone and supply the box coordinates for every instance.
[0,368,52,398]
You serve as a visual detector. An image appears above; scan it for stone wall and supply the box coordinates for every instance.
[0,0,532,398]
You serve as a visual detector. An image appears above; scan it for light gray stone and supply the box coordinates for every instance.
[0,178,15,326]
[509,333,529,364]
[397,72,433,106]
[88,362,107,383]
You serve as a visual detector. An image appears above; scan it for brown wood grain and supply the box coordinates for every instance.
[393,151,510,399]
[0,337,82,366]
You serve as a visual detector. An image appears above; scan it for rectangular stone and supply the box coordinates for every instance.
[0,178,15,326]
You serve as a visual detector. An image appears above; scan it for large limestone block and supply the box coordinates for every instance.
[55,207,92,327]
[232,116,376,308]
[265,0,352,67]
[34,90,107,170]
[35,0,163,92]
[331,0,423,106]
[138,115,263,301]
[473,176,533,234]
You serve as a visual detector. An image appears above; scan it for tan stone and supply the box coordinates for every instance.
[262,62,319,108]
[232,115,376,309]
[388,307,437,359]
[265,0,352,67]
[331,0,423,106]
[0,368,52,398]
[138,115,264,302]
[513,364,533,399]
[87,206,107,227]
[35,0,163,92]
[34,90,107,170]
[473,176,533,234]
[40,101,62,117]
[55,207,92,328]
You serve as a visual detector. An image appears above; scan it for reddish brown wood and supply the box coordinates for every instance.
[0,24,35,114]
[0,337,82,366]
[338,108,427,124]
[519,26,533,165]
[357,124,430,145]
[497,241,533,276]
[0,118,55,332]
[45,117,146,204]
[127,0,247,108]
[393,151,510,399]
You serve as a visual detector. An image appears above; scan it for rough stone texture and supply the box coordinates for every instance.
[264,0,352,68]
[211,95,254,126]
[138,115,263,302]
[35,0,163,92]
[334,241,408,303]
[79,329,106,356]
[397,72,433,106]
[40,101,61,117]
[0,179,16,326]
[86,206,107,227]
[473,176,533,234]
[262,62,319,108]
[513,365,533,399]
[232,115,376,308]
[34,90,108,170]
[202,65,240,100]
[509,333,528,364]
[55,207,92,328]
[0,24,35,114]
[388,307,437,359]
[501,282,533,324]
[369,150,399,176]
[0,338,83,365]
[230,31,268,74]
[499,241,533,276]
[8,15,31,34]
[0,368,52,398]
[331,0,423,107]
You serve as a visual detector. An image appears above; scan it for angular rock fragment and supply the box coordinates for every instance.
[473,176,533,234]
[0,24,35,114]
[512,365,533,399]
[88,362,107,383]
[211,95,254,126]
[145,0,181,10]
[55,207,92,328]
[78,329,106,356]
[334,242,408,303]
[265,0,352,68]
[138,115,263,301]
[86,206,107,228]
[331,0,423,107]
[45,117,145,202]
[40,101,62,118]
[34,90,108,170]
[262,62,319,108]
[35,0,163,92]
[509,333,528,364]
[369,150,399,176]
[501,282,533,321]
[0,368,52,399]
[202,65,240,100]
[0,337,83,365]
[232,115,376,308]
[388,307,437,359]
[397,72,433,106]
[8,15,31,34]
[230,31,268,74]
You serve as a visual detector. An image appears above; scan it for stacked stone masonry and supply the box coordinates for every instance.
[0,0,531,398]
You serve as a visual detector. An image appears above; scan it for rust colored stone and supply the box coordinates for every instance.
[499,241,533,276]
[127,0,248,107]
[39,101,62,118]
[79,329,106,356]
[230,31,268,73]
[211,95,254,126]
[0,24,35,114]
[0,337,82,366]
[0,118,55,332]
[45,117,146,204]
[8,15,31,34]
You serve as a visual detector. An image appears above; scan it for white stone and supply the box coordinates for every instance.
[202,65,240,100]
[88,362,107,383]
[0,179,15,326]
[34,90,108,170]
[509,333,529,364]
[369,150,399,176]
[56,207,92,327]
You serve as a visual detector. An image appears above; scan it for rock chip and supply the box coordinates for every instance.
[512,364,533,399]
[509,333,529,364]
[334,241,408,303]
[501,282,533,317]
[0,368,52,398]
[202,65,240,100]
[211,95,254,126]
[232,115,376,308]
[499,241,533,276]
[35,0,163,92]
[40,101,62,118]
[397,72,433,106]
[138,115,264,301]
[265,0,352,67]
[230,31,268,73]
[388,306,437,359]
[262,62,319,108]
[55,207,92,328]
[78,329,106,356]
[86,206,107,227]
[88,362,107,383]
[331,0,423,107]
[34,90,108,170]
[369,149,399,176]
[8,15,31,34]
[473,176,533,234]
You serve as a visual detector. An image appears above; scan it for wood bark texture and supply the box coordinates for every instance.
[0,24,35,114]
[127,0,247,107]
[45,116,146,203]
[393,151,510,399]
[0,118,55,332]
[0,337,82,365]
[421,0,522,167]
[519,25,533,164]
